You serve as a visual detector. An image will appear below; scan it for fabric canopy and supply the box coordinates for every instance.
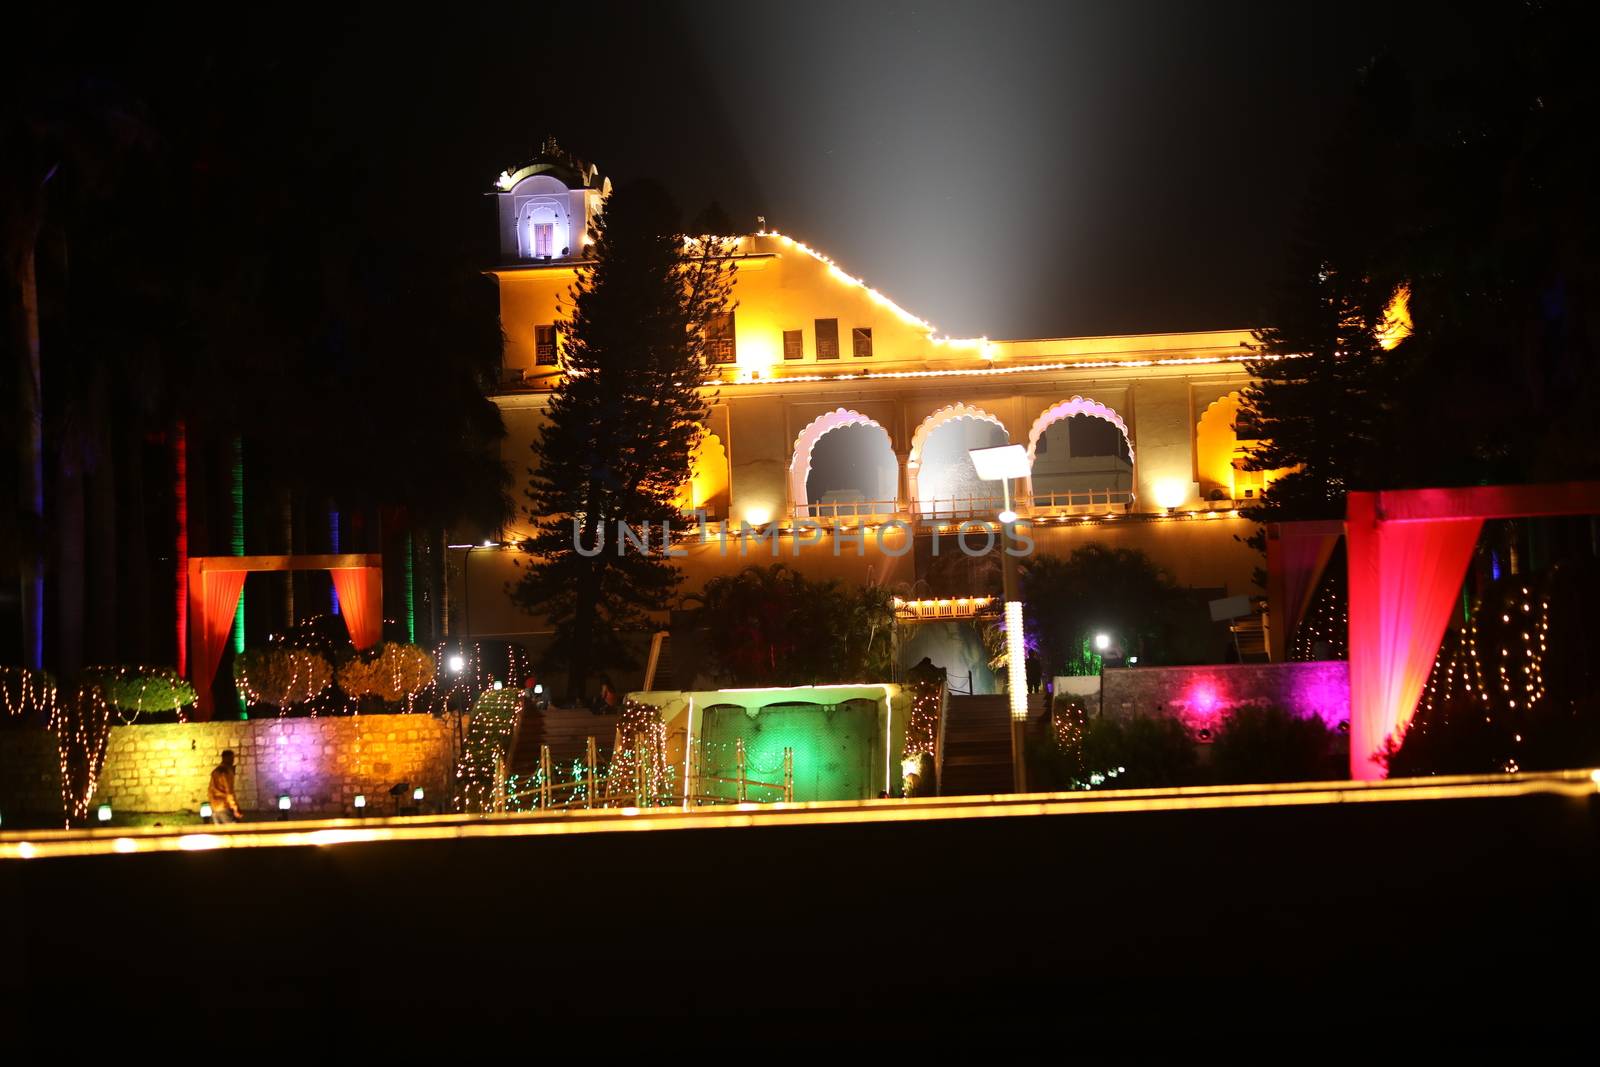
[1265,521,1343,663]
[330,567,383,651]
[189,568,247,722]
[1345,496,1481,779]
[1343,482,1600,779]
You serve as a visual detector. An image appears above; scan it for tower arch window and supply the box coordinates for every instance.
[1025,397,1135,510]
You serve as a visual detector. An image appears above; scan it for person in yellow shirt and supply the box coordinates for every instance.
[208,750,243,823]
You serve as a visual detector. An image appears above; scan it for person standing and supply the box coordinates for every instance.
[208,750,243,823]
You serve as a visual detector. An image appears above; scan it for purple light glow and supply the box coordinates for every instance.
[1159,664,1349,736]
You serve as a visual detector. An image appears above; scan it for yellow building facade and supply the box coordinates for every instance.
[461,152,1282,660]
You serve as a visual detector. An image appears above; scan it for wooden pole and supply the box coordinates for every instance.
[539,744,552,809]
[585,735,597,809]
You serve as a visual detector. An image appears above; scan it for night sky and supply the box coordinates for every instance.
[31,1,1445,338]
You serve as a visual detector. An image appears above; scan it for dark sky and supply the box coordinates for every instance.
[40,1,1436,338]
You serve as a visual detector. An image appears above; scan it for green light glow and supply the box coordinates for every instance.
[404,530,416,644]
[699,699,877,801]
[230,435,244,659]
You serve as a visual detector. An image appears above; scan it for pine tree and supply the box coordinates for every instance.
[511,181,736,701]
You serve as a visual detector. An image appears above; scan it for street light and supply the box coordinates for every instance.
[1094,632,1111,652]
[969,442,1033,794]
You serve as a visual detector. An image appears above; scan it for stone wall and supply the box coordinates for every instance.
[94,714,461,816]
[1098,661,1349,733]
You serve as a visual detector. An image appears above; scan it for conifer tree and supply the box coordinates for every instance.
[511,181,737,701]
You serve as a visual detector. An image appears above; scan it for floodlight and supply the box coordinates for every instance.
[968,443,1031,482]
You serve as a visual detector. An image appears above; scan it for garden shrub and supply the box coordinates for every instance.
[233,648,332,709]
[1210,705,1340,784]
[83,666,196,714]
[336,642,437,707]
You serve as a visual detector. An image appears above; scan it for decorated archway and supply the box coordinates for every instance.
[788,408,897,516]
[907,403,1010,516]
[1024,396,1135,504]
[188,553,382,720]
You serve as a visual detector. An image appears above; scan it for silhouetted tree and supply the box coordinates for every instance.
[511,181,736,700]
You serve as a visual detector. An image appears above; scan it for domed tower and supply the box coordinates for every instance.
[492,138,610,263]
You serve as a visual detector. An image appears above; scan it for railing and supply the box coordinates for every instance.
[914,495,1010,520]
[788,489,1137,525]
[1028,488,1134,513]
[505,734,796,812]
[798,498,900,520]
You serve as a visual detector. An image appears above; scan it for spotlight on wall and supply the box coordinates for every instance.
[200,801,213,822]
[353,794,366,812]
[412,786,425,802]
[277,794,292,816]
[1154,479,1189,513]
[97,802,113,823]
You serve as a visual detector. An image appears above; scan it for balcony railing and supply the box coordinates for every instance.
[789,489,1137,524]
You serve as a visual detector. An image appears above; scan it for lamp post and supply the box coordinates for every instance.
[969,443,1032,794]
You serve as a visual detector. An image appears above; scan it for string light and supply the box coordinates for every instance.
[3,667,112,825]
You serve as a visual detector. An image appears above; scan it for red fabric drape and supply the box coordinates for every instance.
[331,567,383,650]
[190,568,246,722]
[1266,521,1343,662]
[1346,494,1483,779]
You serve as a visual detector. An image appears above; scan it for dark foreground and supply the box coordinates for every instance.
[3,773,1597,1042]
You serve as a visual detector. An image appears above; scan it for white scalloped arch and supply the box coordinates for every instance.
[906,403,1010,511]
[788,408,894,512]
[1024,396,1135,498]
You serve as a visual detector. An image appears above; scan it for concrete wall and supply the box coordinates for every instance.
[91,715,461,816]
[1099,661,1350,733]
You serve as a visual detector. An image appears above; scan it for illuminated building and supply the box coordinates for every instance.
[464,144,1288,655]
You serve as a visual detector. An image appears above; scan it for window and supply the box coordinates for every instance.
[535,324,559,365]
[533,222,554,258]
[815,318,839,360]
[852,327,873,358]
[783,329,804,360]
[707,311,736,365]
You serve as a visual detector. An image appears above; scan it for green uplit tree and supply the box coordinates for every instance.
[511,181,737,701]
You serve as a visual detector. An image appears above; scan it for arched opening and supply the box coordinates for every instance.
[914,414,1009,517]
[805,424,898,518]
[789,409,899,518]
[517,198,571,260]
[1197,392,1279,503]
[674,430,730,519]
[1026,397,1134,509]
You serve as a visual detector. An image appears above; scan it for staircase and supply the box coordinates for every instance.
[509,705,623,781]
[939,694,1016,796]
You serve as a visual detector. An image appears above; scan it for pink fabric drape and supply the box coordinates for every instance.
[331,567,383,650]
[190,568,246,722]
[1266,521,1343,662]
[1345,493,1483,779]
